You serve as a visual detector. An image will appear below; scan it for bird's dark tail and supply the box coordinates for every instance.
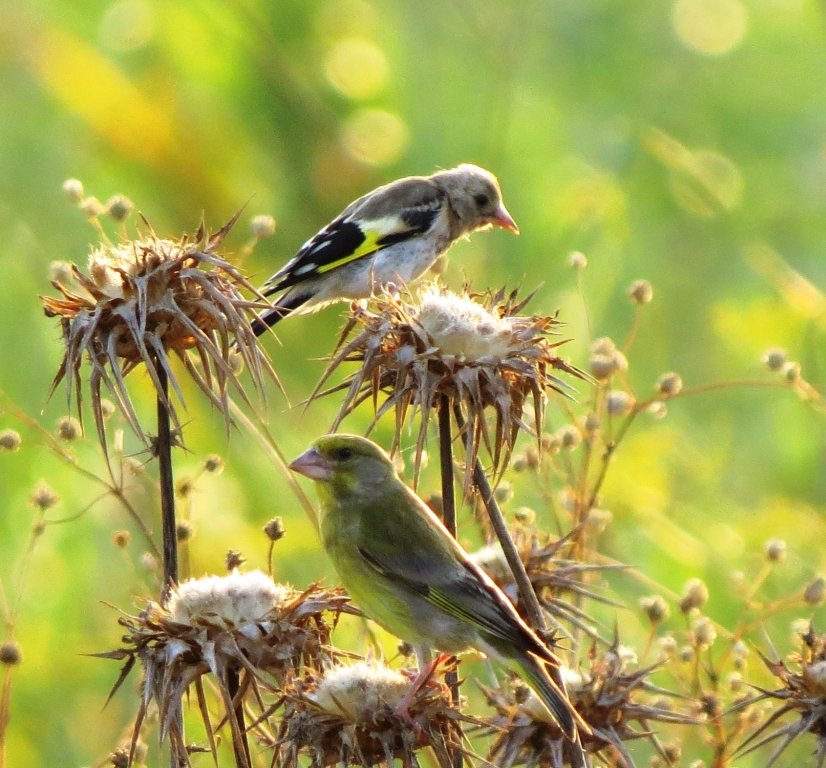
[514,652,588,742]
[249,292,311,337]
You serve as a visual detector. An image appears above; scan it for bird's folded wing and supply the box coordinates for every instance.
[265,190,444,294]
[357,544,538,654]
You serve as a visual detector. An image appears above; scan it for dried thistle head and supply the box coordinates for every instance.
[97,571,354,765]
[736,622,826,766]
[471,527,622,641]
[311,284,586,485]
[272,658,467,768]
[41,212,277,450]
[480,639,697,768]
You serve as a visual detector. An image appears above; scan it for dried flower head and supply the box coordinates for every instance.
[628,279,653,304]
[41,213,277,450]
[311,285,585,484]
[63,178,84,202]
[481,639,697,768]
[264,517,286,542]
[56,415,82,441]
[736,622,826,766]
[763,348,787,372]
[99,572,355,766]
[569,251,588,269]
[472,530,620,640]
[0,641,21,666]
[656,372,683,397]
[0,429,21,452]
[30,481,59,510]
[589,337,628,381]
[765,538,787,562]
[105,195,134,222]
[805,577,826,606]
[251,214,276,240]
[273,658,466,768]
[203,454,225,474]
[679,578,709,613]
[640,595,670,624]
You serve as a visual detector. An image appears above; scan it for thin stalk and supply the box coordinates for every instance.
[228,668,252,768]
[453,404,547,634]
[155,361,182,767]
[156,362,178,601]
[438,395,462,768]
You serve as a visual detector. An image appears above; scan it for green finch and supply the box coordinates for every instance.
[289,434,583,740]
[250,164,518,335]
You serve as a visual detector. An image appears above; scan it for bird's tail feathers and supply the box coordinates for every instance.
[515,652,590,742]
[250,292,311,337]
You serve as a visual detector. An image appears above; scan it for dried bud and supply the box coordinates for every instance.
[176,520,195,542]
[226,550,246,571]
[32,520,46,537]
[640,595,670,623]
[204,454,225,474]
[100,399,116,419]
[511,454,528,472]
[679,578,709,613]
[659,635,678,654]
[804,576,826,605]
[494,482,513,504]
[49,260,74,284]
[700,692,721,718]
[728,672,743,692]
[62,178,84,201]
[140,552,158,572]
[661,743,681,764]
[568,251,587,269]
[0,429,21,452]
[525,446,540,469]
[540,433,560,453]
[589,354,616,381]
[628,279,653,304]
[263,517,286,542]
[765,538,787,562]
[175,478,195,499]
[31,481,59,510]
[109,748,129,768]
[762,348,787,371]
[251,215,276,239]
[583,412,600,433]
[679,645,695,663]
[647,401,668,419]
[105,195,133,222]
[112,530,131,548]
[556,424,581,450]
[656,372,682,397]
[0,641,21,666]
[591,337,616,355]
[397,641,414,657]
[783,361,801,383]
[513,507,535,525]
[693,616,717,647]
[606,390,634,416]
[80,196,104,218]
[56,415,82,441]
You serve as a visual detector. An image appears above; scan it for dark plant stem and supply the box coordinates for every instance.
[453,404,547,635]
[228,668,252,768]
[156,363,178,602]
[155,361,182,767]
[438,394,462,768]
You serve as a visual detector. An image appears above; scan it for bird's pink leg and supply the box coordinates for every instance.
[394,652,451,724]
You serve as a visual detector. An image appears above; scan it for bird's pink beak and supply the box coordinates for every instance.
[289,447,333,481]
[487,203,519,234]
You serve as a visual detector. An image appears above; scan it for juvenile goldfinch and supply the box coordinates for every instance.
[290,434,584,741]
[252,164,518,335]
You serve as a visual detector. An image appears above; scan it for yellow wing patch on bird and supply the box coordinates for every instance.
[314,216,411,275]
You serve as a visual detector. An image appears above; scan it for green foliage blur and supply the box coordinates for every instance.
[1,0,825,765]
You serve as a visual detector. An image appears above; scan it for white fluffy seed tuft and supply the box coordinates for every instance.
[167,570,290,628]
[311,661,410,721]
[416,288,515,360]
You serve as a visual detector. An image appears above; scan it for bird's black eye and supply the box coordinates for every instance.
[473,193,490,207]
[333,447,353,462]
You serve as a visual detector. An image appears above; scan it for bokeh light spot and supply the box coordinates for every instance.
[673,0,748,55]
[669,150,744,217]
[341,109,408,166]
[99,0,156,52]
[325,38,388,100]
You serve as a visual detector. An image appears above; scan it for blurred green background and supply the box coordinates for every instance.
[1,0,826,764]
